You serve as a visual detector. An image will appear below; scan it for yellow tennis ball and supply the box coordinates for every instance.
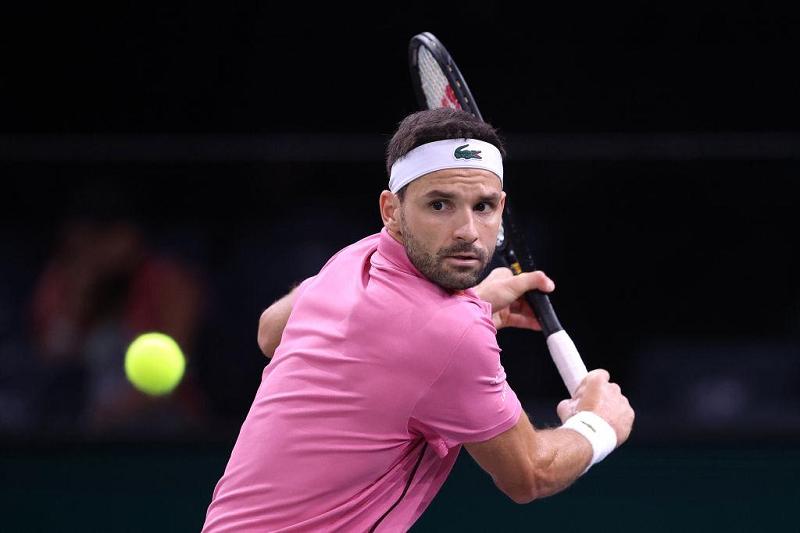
[125,332,186,396]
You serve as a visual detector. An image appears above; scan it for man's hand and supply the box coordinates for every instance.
[473,267,555,330]
[556,369,635,445]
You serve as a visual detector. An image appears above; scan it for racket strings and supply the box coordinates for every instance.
[416,46,462,111]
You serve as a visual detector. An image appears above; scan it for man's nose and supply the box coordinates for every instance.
[453,209,479,243]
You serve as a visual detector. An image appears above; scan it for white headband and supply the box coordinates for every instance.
[388,138,503,193]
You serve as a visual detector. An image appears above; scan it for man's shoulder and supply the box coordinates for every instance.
[382,285,495,359]
[331,233,381,259]
[326,233,381,265]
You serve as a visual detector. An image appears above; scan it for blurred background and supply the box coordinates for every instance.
[2,3,799,531]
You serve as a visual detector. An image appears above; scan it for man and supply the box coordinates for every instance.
[203,108,634,531]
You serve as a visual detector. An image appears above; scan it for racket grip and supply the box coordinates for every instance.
[546,330,588,398]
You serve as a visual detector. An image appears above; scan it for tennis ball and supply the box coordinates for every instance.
[125,332,186,396]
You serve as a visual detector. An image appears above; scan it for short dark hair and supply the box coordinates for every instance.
[385,108,506,199]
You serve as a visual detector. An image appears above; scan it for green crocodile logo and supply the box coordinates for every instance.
[454,144,482,160]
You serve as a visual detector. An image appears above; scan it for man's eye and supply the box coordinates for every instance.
[431,201,444,211]
[475,202,490,212]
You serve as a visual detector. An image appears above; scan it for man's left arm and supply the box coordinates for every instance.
[257,287,299,357]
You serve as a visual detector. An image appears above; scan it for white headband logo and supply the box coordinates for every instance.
[388,138,503,193]
[453,143,483,161]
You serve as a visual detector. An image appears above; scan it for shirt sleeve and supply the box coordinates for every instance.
[409,316,522,457]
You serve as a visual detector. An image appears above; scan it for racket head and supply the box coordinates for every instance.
[409,32,483,120]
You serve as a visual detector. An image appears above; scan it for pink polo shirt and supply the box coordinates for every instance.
[203,228,522,532]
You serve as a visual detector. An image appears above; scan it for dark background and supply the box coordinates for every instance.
[1,3,799,531]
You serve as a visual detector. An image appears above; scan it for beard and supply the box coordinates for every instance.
[400,217,494,291]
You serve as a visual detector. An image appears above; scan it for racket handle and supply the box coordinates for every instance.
[504,248,589,396]
[546,330,588,398]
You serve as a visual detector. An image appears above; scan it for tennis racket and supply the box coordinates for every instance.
[408,32,588,397]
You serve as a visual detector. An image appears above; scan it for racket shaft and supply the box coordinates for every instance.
[546,330,588,397]
[524,291,561,338]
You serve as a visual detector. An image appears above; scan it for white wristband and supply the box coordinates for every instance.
[560,411,618,472]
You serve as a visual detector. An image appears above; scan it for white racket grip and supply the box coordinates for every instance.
[546,330,588,398]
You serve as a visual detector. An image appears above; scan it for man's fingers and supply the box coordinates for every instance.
[485,267,514,282]
[477,269,552,304]
[503,311,541,331]
[508,271,555,296]
[557,398,577,422]
[586,369,611,383]
[486,267,552,292]
[574,369,610,393]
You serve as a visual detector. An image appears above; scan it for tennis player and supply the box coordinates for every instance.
[202,108,634,532]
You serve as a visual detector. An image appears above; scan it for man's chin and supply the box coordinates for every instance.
[436,267,483,290]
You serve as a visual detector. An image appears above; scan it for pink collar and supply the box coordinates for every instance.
[376,227,424,279]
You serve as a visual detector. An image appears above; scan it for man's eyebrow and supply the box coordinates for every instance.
[421,190,501,202]
[479,192,502,203]
[421,189,456,199]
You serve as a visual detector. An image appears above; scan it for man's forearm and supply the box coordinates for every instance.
[522,426,593,500]
[257,289,299,357]
[467,413,593,504]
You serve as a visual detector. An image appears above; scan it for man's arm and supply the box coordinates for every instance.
[465,413,590,503]
[465,369,633,504]
[257,287,300,357]
[468,268,635,503]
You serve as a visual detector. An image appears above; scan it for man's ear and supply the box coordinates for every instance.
[379,190,402,233]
